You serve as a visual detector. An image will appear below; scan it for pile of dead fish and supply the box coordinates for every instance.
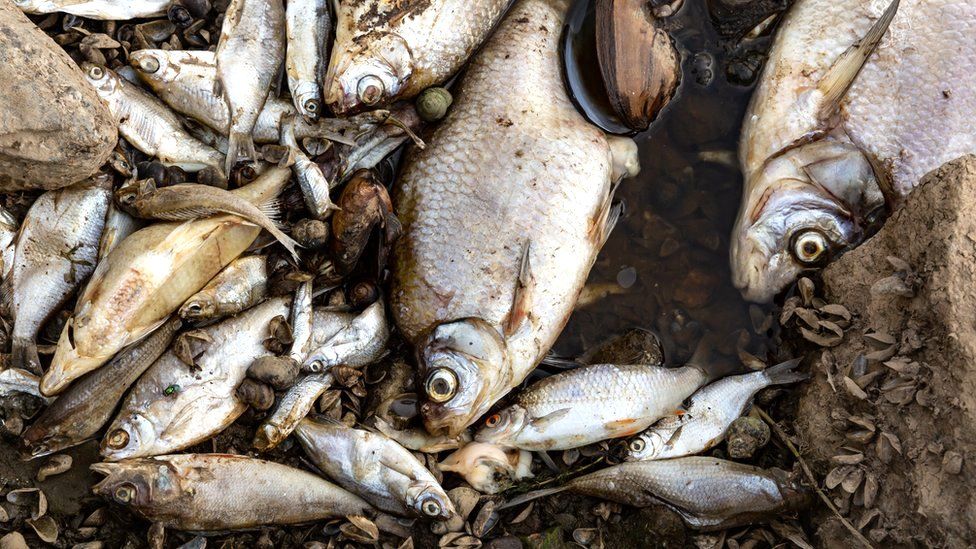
[1,0,968,545]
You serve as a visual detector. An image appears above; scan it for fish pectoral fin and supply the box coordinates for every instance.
[257,199,285,225]
[816,0,900,121]
[378,455,418,481]
[530,408,571,429]
[161,394,229,441]
[604,417,644,436]
[503,241,535,337]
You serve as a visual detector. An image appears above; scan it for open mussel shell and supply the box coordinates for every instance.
[595,0,681,131]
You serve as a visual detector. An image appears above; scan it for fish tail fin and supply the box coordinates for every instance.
[226,131,256,176]
[11,336,41,374]
[763,358,809,386]
[270,226,302,261]
[686,333,739,383]
[495,486,570,511]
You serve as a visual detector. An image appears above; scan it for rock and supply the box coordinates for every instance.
[725,416,770,459]
[794,155,976,547]
[580,328,664,366]
[0,0,117,191]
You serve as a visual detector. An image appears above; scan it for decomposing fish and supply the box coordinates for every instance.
[286,0,330,121]
[0,205,17,277]
[0,368,47,401]
[21,318,181,460]
[391,0,640,437]
[325,0,511,114]
[101,298,290,461]
[438,442,533,495]
[83,65,225,176]
[327,104,422,182]
[294,417,456,520]
[253,372,331,451]
[215,0,286,173]
[289,280,313,363]
[502,458,809,530]
[281,119,338,219]
[331,170,400,274]
[179,255,268,321]
[124,180,300,259]
[42,167,291,396]
[626,359,807,461]
[91,454,372,531]
[474,339,729,451]
[98,201,142,261]
[303,300,389,373]
[13,0,171,19]
[374,416,470,454]
[3,177,111,373]
[731,0,976,302]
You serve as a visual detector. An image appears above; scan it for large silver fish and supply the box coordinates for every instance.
[286,0,330,121]
[13,0,171,19]
[4,177,111,373]
[325,0,511,114]
[731,0,976,302]
[101,298,290,461]
[391,0,640,436]
[215,0,286,174]
[91,454,372,531]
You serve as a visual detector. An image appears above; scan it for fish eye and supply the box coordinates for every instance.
[114,483,136,503]
[137,56,160,74]
[357,75,385,106]
[185,303,202,314]
[425,368,458,403]
[790,229,830,266]
[485,414,501,428]
[629,438,646,453]
[304,98,321,114]
[420,498,442,517]
[88,66,105,80]
[106,428,130,449]
[30,443,49,457]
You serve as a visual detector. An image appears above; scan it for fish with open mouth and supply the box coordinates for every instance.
[325,0,511,114]
[91,454,372,531]
[12,0,172,19]
[731,0,976,302]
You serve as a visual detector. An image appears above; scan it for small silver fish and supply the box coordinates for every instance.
[626,359,806,461]
[253,372,331,451]
[179,255,268,321]
[0,368,47,401]
[286,0,330,121]
[281,119,338,219]
[215,0,286,174]
[294,417,456,520]
[0,205,17,278]
[91,454,372,531]
[97,201,142,262]
[13,0,171,19]
[303,300,389,373]
[289,280,314,363]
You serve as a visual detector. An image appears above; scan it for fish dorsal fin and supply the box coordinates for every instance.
[816,0,900,121]
[504,241,534,337]
[530,408,571,429]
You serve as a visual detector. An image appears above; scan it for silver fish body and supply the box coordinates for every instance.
[281,119,338,219]
[253,372,331,451]
[732,0,976,302]
[21,318,181,460]
[83,65,225,175]
[13,0,171,19]
[626,360,806,461]
[179,255,268,321]
[0,205,17,278]
[0,368,47,401]
[474,363,708,451]
[286,0,330,121]
[294,417,456,520]
[100,297,291,461]
[391,0,640,437]
[98,201,142,261]
[303,300,389,373]
[565,458,809,530]
[325,0,511,114]
[215,0,286,173]
[289,281,313,362]
[91,454,372,531]
[5,177,111,373]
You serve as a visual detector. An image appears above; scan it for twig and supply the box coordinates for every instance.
[755,407,875,549]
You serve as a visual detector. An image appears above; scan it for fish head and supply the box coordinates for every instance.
[128,50,178,89]
[438,442,533,495]
[325,34,413,115]
[178,295,217,321]
[100,413,157,461]
[91,459,183,512]
[624,431,667,461]
[81,63,121,100]
[731,141,886,302]
[405,482,456,521]
[19,421,71,461]
[417,319,509,437]
[473,405,529,447]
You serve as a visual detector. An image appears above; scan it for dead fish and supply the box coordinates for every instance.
[626,359,806,461]
[179,255,267,321]
[129,50,352,146]
[91,453,372,531]
[124,180,300,259]
[3,177,111,373]
[83,65,225,176]
[294,416,456,520]
[391,0,640,437]
[303,300,389,373]
[327,104,422,182]
[325,0,511,114]
[286,0,330,121]
[98,201,142,262]
[374,416,471,454]
[101,298,291,461]
[502,457,810,530]
[215,0,286,174]
[0,368,47,401]
[331,170,399,274]
[41,167,291,397]
[474,339,729,451]
[253,372,331,451]
[21,318,181,460]
[0,205,17,278]
[732,0,976,302]
[289,280,313,363]
[13,0,171,19]
[281,118,339,219]
[438,442,533,495]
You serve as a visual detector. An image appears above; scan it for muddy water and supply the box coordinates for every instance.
[552,0,787,366]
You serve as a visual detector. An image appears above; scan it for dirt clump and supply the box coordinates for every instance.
[793,155,976,547]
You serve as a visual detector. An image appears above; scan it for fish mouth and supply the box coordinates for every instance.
[90,463,123,493]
